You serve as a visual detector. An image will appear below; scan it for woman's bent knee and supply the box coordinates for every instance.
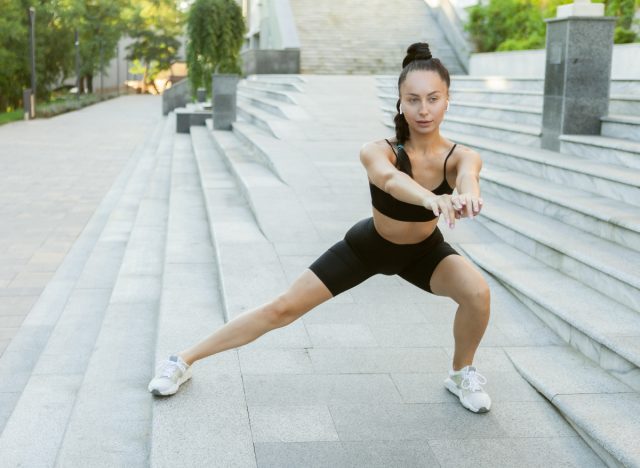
[460,282,490,310]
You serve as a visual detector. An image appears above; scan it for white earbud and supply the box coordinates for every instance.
[446,100,450,111]
[399,105,403,115]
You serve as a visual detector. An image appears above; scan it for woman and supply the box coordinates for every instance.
[148,42,492,414]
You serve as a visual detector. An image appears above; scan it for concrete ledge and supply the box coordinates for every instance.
[478,194,640,311]
[560,134,640,170]
[434,129,640,204]
[505,346,639,468]
[459,242,640,391]
[481,167,640,252]
[176,108,211,133]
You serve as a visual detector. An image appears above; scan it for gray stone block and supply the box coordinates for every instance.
[429,436,605,468]
[255,440,440,468]
[308,347,451,374]
[244,373,403,407]
[176,108,211,134]
[328,402,505,441]
[249,405,339,443]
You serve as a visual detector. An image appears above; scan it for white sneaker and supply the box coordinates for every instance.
[148,354,192,396]
[444,365,492,413]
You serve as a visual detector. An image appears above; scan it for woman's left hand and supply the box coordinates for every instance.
[451,193,483,219]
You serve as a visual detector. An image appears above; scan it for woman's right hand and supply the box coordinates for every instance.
[424,194,458,228]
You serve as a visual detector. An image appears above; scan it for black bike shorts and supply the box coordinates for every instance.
[308,217,460,297]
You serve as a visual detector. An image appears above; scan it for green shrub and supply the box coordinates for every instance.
[466,0,638,52]
[186,0,245,99]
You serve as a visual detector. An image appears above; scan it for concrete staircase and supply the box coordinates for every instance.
[378,74,640,467]
[1,73,635,466]
[288,0,466,75]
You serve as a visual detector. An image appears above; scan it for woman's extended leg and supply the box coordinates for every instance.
[428,254,491,371]
[177,269,333,366]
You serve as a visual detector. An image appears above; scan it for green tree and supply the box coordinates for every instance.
[61,0,127,93]
[0,0,27,111]
[465,0,638,52]
[0,0,75,111]
[186,0,245,99]
[125,0,184,94]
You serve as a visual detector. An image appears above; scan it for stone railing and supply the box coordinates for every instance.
[162,78,191,116]
[425,0,471,73]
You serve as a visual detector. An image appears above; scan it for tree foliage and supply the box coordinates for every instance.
[186,0,245,99]
[466,0,639,52]
[0,0,74,111]
[125,0,185,93]
[0,0,184,112]
[61,0,128,93]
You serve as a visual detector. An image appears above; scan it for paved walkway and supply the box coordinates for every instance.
[0,96,161,356]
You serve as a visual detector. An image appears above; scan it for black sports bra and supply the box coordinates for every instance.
[369,139,456,222]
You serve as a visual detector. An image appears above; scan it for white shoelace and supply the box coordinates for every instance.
[461,368,487,392]
[158,360,182,379]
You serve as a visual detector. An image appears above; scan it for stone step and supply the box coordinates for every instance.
[290,0,466,74]
[379,103,542,147]
[609,95,640,117]
[444,76,544,92]
[207,123,321,244]
[190,125,290,321]
[0,113,168,435]
[149,129,254,466]
[231,121,330,191]
[479,193,640,312]
[433,130,640,206]
[378,76,640,96]
[559,134,640,170]
[54,112,174,467]
[601,114,640,143]
[440,115,541,147]
[481,166,640,253]
[236,98,289,139]
[0,113,174,465]
[381,90,639,121]
[381,101,542,127]
[241,78,304,94]
[458,241,640,392]
[611,80,640,95]
[444,88,543,107]
[237,82,298,104]
[504,345,640,467]
[237,91,309,121]
[246,74,306,84]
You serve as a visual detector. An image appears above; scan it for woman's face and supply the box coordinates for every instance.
[399,70,449,135]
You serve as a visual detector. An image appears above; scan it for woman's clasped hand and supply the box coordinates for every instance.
[424,193,484,228]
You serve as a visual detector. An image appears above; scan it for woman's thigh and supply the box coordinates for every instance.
[277,268,335,321]
[428,254,490,304]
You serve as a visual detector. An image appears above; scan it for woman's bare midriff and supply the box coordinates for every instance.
[372,207,438,244]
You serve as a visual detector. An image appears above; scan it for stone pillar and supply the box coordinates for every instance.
[196,87,206,103]
[212,74,240,130]
[541,0,616,150]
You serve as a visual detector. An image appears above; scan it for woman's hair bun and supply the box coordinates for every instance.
[402,42,433,68]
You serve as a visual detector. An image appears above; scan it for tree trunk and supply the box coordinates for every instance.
[142,62,149,94]
[87,74,94,94]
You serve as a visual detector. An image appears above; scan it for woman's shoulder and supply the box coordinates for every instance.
[451,143,481,161]
[361,137,398,149]
[360,138,399,163]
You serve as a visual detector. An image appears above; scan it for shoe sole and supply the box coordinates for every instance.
[149,369,193,396]
[444,378,490,413]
